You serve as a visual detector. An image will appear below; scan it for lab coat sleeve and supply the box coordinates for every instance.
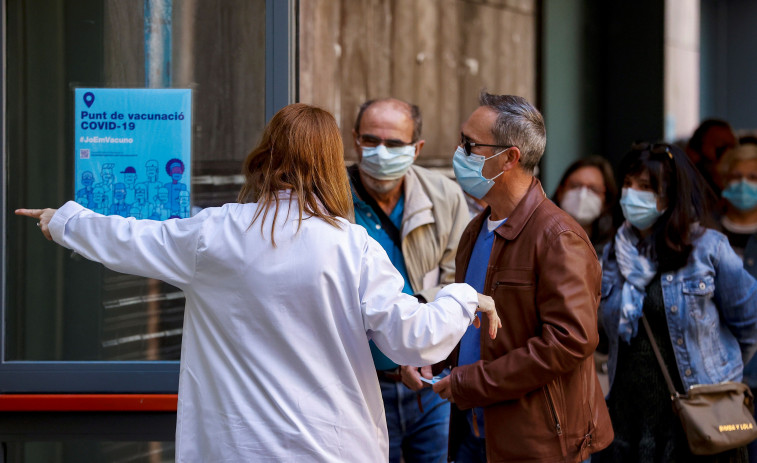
[359,234,478,367]
[48,201,201,288]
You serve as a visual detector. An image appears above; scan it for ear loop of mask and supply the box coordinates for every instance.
[481,148,509,181]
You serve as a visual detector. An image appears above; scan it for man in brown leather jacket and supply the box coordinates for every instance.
[434,93,613,462]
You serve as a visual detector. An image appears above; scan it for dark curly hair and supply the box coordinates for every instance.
[165,158,185,175]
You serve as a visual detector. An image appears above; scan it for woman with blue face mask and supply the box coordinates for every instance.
[717,142,757,461]
[718,143,757,268]
[596,142,757,463]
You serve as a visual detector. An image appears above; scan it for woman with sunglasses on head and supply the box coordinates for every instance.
[596,142,757,462]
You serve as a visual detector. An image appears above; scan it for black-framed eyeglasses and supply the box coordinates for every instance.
[357,134,415,149]
[631,141,673,159]
[460,133,513,156]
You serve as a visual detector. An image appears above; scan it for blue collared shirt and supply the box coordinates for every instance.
[459,217,506,435]
[353,190,413,371]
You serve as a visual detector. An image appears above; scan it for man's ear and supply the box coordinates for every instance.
[352,129,362,161]
[413,139,425,161]
[501,147,521,172]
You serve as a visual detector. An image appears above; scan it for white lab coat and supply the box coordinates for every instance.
[49,195,477,462]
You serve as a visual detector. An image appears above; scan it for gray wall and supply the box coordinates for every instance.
[700,0,757,134]
[541,0,665,194]
[541,0,602,195]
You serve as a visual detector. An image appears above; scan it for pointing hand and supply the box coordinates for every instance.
[15,208,58,241]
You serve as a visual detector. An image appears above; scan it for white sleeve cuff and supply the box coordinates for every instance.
[434,283,478,324]
[49,201,87,245]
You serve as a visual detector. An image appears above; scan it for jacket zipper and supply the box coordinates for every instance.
[494,280,531,288]
[544,386,562,436]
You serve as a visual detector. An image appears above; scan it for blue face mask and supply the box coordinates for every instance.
[620,187,665,230]
[359,144,416,180]
[722,179,757,212]
[452,146,506,199]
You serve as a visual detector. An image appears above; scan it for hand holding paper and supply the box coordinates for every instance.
[432,375,453,402]
[401,365,433,391]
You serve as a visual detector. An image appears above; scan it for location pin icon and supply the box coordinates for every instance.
[83,92,95,108]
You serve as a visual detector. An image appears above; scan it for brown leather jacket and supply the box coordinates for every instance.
[446,178,613,462]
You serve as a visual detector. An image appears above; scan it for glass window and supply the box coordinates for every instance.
[5,441,174,463]
[5,0,266,364]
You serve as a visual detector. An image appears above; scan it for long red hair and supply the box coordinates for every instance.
[237,103,352,244]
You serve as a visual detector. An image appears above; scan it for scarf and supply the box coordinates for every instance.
[614,222,658,343]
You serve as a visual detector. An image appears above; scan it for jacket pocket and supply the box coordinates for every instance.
[494,280,533,288]
[682,274,716,318]
[489,267,534,292]
[543,385,562,437]
[682,274,715,297]
[683,275,727,378]
[543,384,568,457]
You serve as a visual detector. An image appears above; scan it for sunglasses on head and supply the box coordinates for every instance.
[631,141,673,159]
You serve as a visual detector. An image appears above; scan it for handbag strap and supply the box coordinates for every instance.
[641,315,681,398]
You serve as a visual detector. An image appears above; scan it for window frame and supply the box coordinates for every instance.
[0,0,297,394]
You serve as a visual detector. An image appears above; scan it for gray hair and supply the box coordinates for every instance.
[718,143,757,178]
[478,92,546,174]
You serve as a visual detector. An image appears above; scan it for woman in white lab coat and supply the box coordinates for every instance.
[17,103,499,463]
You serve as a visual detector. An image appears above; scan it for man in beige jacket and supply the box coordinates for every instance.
[348,98,470,463]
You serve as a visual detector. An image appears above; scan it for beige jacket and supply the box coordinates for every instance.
[350,165,469,302]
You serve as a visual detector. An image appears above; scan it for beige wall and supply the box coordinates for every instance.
[665,0,700,142]
[299,0,538,167]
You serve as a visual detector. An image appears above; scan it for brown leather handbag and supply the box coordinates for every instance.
[642,316,757,455]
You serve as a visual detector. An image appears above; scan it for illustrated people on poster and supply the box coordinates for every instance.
[141,159,163,203]
[129,205,143,219]
[76,171,95,207]
[76,194,88,206]
[92,186,109,215]
[133,184,151,219]
[164,158,188,215]
[109,183,131,217]
[149,187,171,221]
[121,166,138,204]
[178,190,190,218]
[94,163,116,206]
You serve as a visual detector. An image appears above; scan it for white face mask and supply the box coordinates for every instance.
[560,187,603,225]
[359,144,416,180]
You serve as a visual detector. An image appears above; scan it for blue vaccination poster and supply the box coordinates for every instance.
[74,88,192,220]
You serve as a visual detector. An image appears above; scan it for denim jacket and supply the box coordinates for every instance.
[601,228,757,394]
[736,233,757,387]
[745,233,757,277]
